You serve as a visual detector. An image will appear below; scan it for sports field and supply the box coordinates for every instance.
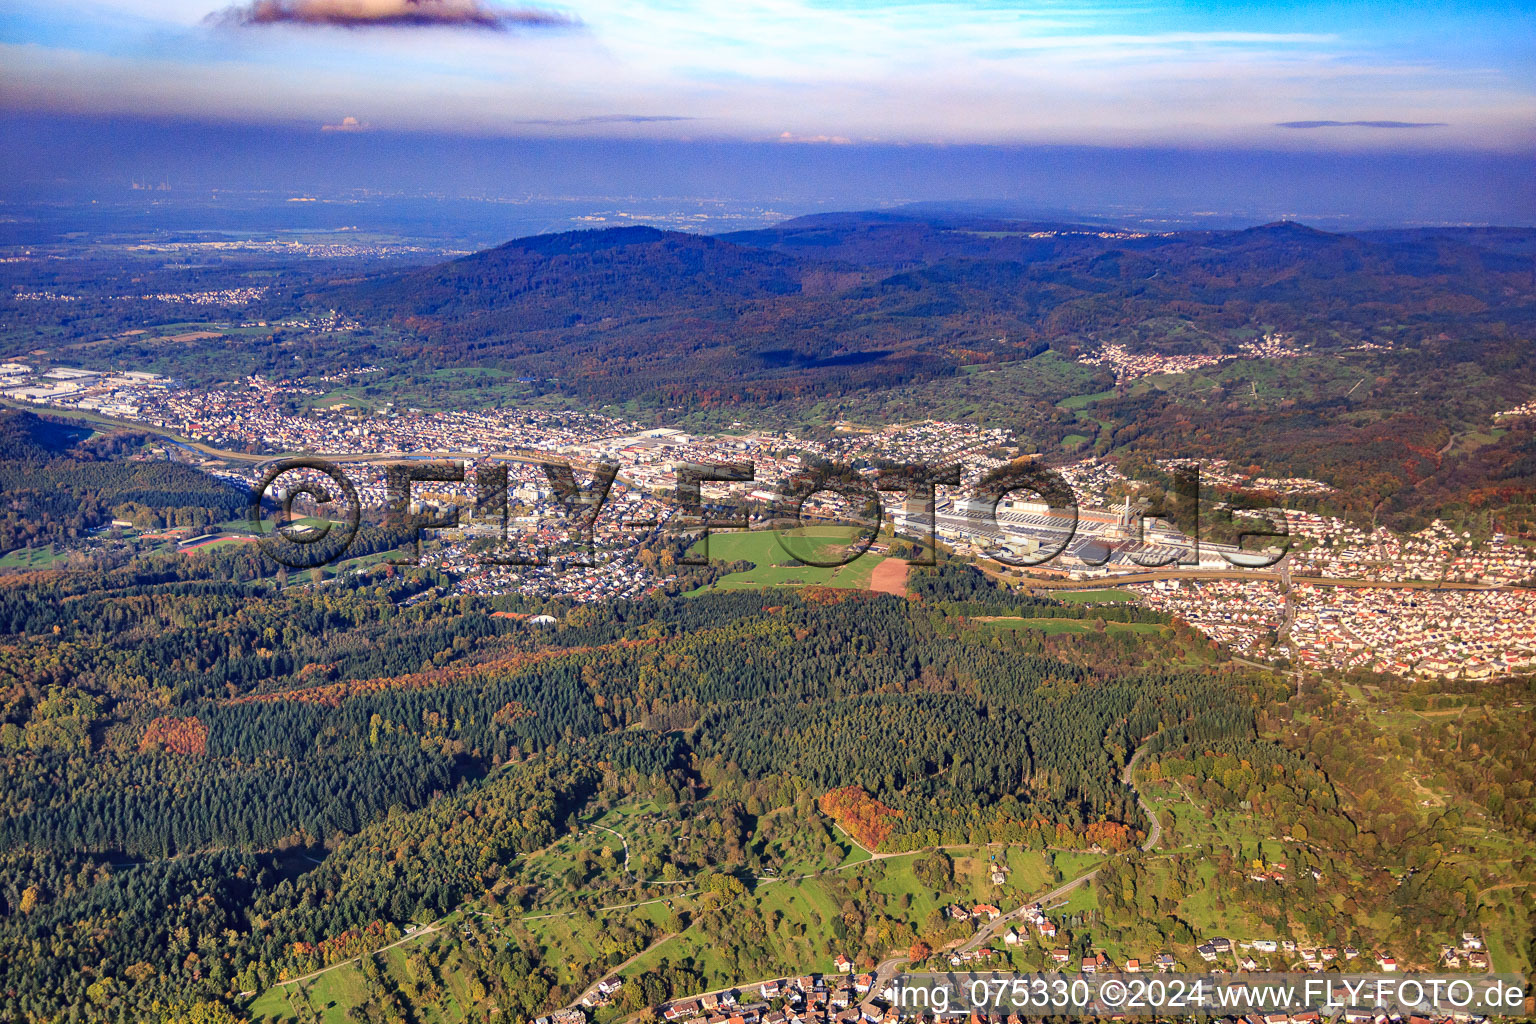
[685,526,886,593]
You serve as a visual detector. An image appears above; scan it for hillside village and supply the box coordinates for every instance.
[597,891,1503,1024]
[622,928,1500,1024]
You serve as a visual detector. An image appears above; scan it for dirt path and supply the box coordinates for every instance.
[868,557,910,596]
[279,922,444,986]
[567,932,679,1009]
[1123,745,1162,852]
[518,893,695,922]
[588,824,631,875]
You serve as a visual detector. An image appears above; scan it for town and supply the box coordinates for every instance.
[4,360,1535,681]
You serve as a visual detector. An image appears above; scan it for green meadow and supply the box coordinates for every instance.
[1053,588,1137,603]
[685,526,885,594]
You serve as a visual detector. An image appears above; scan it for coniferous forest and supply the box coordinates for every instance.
[3,541,1530,1023]
[0,549,1223,1019]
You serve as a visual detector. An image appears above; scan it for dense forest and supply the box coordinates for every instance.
[0,411,247,554]
[0,516,1530,1021]
[4,539,1523,1023]
[0,548,1273,1022]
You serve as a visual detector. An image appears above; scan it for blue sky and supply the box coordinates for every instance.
[0,0,1532,148]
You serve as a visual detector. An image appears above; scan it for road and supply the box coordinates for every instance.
[953,742,1160,957]
[520,892,695,923]
[1277,557,1297,642]
[569,932,678,1008]
[868,736,1165,999]
[984,560,1515,593]
[5,401,616,474]
[605,848,1118,1021]
[958,869,1103,955]
[1230,655,1305,697]
[280,744,1168,1008]
[1123,744,1161,853]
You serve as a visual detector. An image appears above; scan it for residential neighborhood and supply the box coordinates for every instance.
[8,362,1536,679]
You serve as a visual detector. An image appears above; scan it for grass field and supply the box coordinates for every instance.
[1005,847,1058,892]
[1050,850,1108,881]
[1172,861,1278,939]
[327,546,416,576]
[250,955,380,1024]
[605,843,1074,1001]
[306,366,537,415]
[0,546,70,569]
[247,899,678,1024]
[181,535,258,553]
[246,829,1125,1023]
[1056,876,1100,917]
[1,515,355,572]
[952,848,1059,901]
[1056,389,1116,411]
[1480,887,1533,975]
[1053,589,1137,603]
[760,813,865,876]
[287,966,372,1024]
[684,526,885,594]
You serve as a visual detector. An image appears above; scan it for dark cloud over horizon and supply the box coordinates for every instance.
[1277,120,1447,129]
[209,0,579,30]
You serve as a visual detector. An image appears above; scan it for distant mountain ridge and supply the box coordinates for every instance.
[342,225,804,328]
[306,214,1536,405]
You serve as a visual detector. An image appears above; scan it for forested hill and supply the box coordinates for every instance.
[318,226,831,396]
[0,411,247,554]
[0,556,1239,1020]
[305,216,1536,407]
[3,551,1528,1023]
[336,225,805,329]
[0,408,91,461]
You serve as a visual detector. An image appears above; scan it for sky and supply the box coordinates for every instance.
[1,0,1533,149]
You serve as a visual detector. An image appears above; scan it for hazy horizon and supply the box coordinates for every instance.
[4,0,1532,237]
[4,113,1534,242]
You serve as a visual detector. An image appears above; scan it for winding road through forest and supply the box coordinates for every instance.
[275,739,1168,1015]
[847,739,1165,1009]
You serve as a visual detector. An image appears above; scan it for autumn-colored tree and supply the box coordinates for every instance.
[819,787,903,850]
